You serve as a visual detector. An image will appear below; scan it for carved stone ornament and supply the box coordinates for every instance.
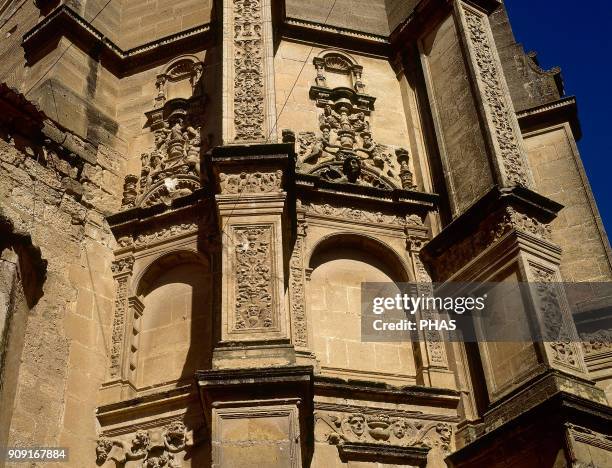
[430,206,552,280]
[290,50,417,190]
[111,256,135,276]
[96,421,192,467]
[233,225,276,331]
[315,411,452,454]
[462,6,530,187]
[134,223,199,247]
[293,117,407,189]
[300,200,410,226]
[530,264,581,370]
[219,170,283,194]
[233,0,265,141]
[121,58,209,210]
[581,329,612,355]
[289,222,308,346]
[408,241,448,367]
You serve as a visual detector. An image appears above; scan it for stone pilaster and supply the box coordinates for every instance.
[210,144,295,368]
[453,0,534,188]
[221,0,277,144]
[406,231,456,389]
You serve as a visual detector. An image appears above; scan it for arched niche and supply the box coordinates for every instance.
[313,50,364,92]
[132,250,212,389]
[306,234,416,384]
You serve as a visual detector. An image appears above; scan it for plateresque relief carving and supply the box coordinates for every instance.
[96,421,193,467]
[109,255,134,379]
[233,225,277,331]
[233,0,265,141]
[530,264,582,370]
[315,410,452,453]
[287,50,417,190]
[461,6,530,187]
[121,58,209,209]
[219,170,283,194]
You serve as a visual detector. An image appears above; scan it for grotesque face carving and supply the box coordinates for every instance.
[348,414,366,436]
[342,156,361,183]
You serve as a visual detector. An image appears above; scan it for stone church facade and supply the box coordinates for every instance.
[0,0,611,466]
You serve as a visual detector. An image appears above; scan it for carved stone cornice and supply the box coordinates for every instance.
[517,96,582,140]
[281,17,390,57]
[420,186,562,281]
[314,376,461,409]
[296,174,438,215]
[209,142,295,195]
[23,5,212,77]
[315,409,452,454]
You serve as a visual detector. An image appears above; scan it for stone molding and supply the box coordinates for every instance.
[299,199,420,226]
[421,187,560,281]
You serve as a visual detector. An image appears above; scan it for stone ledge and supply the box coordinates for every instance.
[517,96,582,141]
[338,441,430,465]
[315,375,461,409]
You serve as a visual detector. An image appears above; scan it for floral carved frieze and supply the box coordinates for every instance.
[298,200,423,226]
[233,0,265,141]
[96,421,192,467]
[134,223,199,247]
[315,411,452,454]
[462,6,530,187]
[219,170,283,194]
[233,225,276,331]
[581,329,612,355]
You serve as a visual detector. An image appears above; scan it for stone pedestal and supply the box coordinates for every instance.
[197,366,314,468]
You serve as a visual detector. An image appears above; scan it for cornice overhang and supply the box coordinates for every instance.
[338,442,430,465]
[280,16,391,57]
[517,96,582,141]
[208,142,297,192]
[106,189,210,233]
[22,5,213,77]
[314,375,461,410]
[296,173,439,214]
[421,185,563,261]
[388,0,501,52]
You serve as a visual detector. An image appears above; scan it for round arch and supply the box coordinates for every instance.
[306,232,412,283]
[132,248,209,297]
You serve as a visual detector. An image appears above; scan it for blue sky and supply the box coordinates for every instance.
[505,1,612,237]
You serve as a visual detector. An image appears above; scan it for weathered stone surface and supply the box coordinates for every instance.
[0,2,610,467]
